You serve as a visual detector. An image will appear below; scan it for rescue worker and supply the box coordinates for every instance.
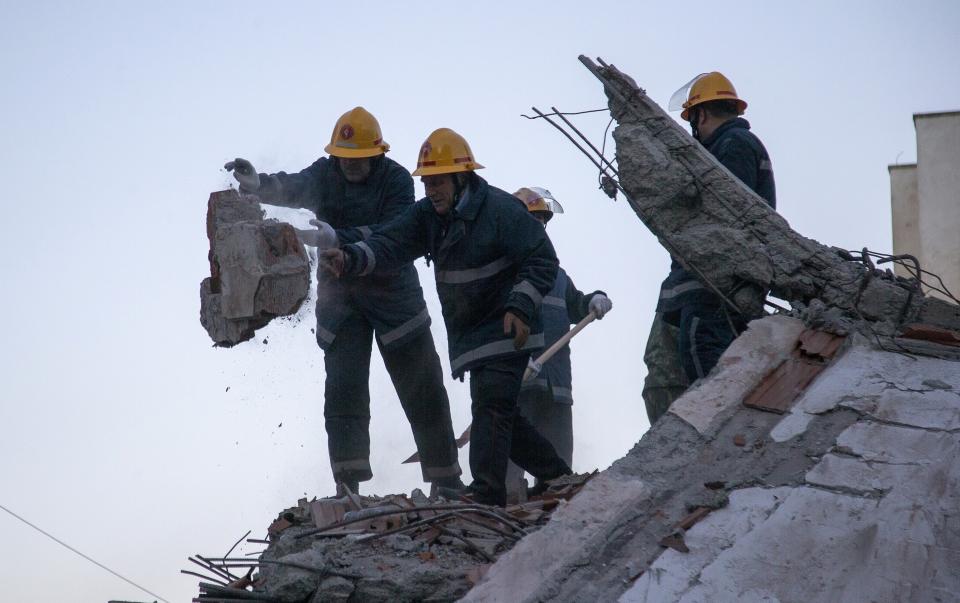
[320,128,572,506]
[505,188,612,497]
[643,72,776,423]
[224,107,463,495]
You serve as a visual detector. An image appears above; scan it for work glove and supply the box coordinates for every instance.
[504,311,530,349]
[224,157,261,191]
[588,294,613,319]
[320,248,346,278]
[295,219,338,249]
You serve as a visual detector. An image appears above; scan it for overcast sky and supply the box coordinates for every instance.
[2,1,958,601]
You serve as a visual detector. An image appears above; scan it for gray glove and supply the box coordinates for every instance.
[224,157,261,191]
[588,294,613,319]
[295,219,338,250]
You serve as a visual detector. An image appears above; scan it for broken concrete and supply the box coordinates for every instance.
[188,478,594,602]
[465,313,960,602]
[579,56,958,338]
[199,190,310,346]
[666,314,804,435]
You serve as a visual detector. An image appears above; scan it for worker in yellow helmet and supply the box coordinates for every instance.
[224,107,464,496]
[505,187,612,501]
[643,73,777,424]
[321,128,572,506]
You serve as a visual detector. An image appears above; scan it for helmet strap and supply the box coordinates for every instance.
[452,173,465,205]
[689,107,701,141]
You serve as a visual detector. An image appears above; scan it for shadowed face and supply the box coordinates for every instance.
[339,157,373,183]
[421,174,457,216]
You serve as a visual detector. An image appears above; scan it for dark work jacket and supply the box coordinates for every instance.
[251,156,430,350]
[342,176,559,378]
[520,268,602,405]
[657,118,776,324]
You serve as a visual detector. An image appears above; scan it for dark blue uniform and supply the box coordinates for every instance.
[341,176,571,505]
[520,268,602,405]
[509,268,603,488]
[250,155,461,486]
[656,117,776,381]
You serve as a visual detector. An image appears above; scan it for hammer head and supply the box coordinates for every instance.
[523,357,542,382]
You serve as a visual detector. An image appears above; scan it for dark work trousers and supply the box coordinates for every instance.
[505,389,573,495]
[323,311,461,485]
[469,355,572,506]
[677,305,746,383]
[642,312,690,425]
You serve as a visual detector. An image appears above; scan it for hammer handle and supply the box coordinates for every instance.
[523,312,596,381]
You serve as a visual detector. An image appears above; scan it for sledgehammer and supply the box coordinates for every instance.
[523,312,596,382]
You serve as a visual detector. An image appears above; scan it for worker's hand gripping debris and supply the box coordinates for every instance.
[504,311,530,349]
[224,157,261,191]
[295,219,339,249]
[588,293,613,318]
[320,248,346,278]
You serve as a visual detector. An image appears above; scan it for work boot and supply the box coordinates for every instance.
[431,477,468,500]
[434,482,505,506]
[528,466,574,498]
[336,479,360,497]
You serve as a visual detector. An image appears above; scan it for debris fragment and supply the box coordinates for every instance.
[658,532,689,553]
[187,474,593,602]
[676,506,712,531]
[743,329,846,414]
[900,323,960,347]
[199,190,310,347]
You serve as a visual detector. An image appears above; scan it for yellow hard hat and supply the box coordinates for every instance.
[412,128,484,177]
[669,72,747,121]
[324,106,390,158]
[514,187,564,216]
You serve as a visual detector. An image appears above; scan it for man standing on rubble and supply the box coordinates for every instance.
[505,187,612,498]
[224,107,463,496]
[643,72,776,423]
[320,128,572,506]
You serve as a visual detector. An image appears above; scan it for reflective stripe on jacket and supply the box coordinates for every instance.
[342,176,559,378]
[251,156,431,350]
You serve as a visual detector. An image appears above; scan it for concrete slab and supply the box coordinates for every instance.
[833,420,960,465]
[628,421,960,602]
[771,344,960,441]
[462,474,652,603]
[676,487,950,602]
[619,487,792,603]
[669,315,805,435]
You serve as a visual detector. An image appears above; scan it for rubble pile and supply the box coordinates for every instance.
[200,189,311,346]
[185,474,593,603]
[466,316,960,602]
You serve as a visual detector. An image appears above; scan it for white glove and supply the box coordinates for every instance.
[588,294,612,319]
[295,219,338,249]
[224,157,261,191]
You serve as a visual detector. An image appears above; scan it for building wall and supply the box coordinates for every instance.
[890,111,960,303]
[889,164,919,280]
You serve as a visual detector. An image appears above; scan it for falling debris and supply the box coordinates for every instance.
[199,190,310,347]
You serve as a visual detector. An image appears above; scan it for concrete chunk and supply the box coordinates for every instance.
[668,315,804,435]
[584,57,949,337]
[199,190,310,346]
